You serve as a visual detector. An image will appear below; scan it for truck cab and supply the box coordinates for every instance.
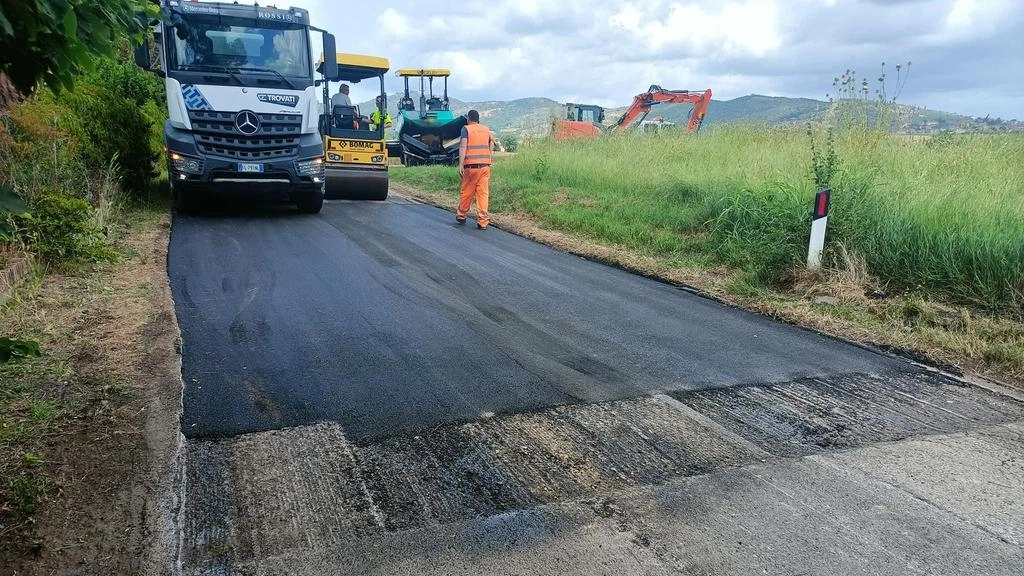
[136,0,338,213]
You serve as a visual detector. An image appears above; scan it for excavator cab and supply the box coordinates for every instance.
[554,103,605,140]
[566,104,605,124]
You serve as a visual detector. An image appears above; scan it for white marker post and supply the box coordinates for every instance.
[807,188,830,269]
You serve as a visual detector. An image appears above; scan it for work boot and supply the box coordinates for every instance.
[476,223,487,230]
[456,216,466,224]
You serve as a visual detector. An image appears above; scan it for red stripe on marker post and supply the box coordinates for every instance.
[813,188,831,220]
[807,188,831,268]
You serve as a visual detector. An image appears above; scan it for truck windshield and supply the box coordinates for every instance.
[169,19,310,79]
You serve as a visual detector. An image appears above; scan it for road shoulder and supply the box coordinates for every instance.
[0,209,184,574]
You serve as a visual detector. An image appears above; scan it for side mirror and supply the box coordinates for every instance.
[321,33,338,79]
[134,40,151,70]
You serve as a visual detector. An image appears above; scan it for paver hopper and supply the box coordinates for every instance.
[394,69,467,166]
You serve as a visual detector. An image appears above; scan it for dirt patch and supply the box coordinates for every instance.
[0,210,183,574]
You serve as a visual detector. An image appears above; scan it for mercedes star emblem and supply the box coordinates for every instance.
[234,110,260,135]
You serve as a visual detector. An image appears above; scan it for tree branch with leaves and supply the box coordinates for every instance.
[0,0,156,95]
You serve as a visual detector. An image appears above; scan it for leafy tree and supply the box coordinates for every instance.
[0,0,156,95]
[499,135,518,153]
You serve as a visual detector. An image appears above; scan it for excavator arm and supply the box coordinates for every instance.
[613,85,713,133]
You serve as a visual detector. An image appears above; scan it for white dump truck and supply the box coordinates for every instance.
[135,0,338,213]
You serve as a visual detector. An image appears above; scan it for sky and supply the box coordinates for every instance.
[297,0,1023,119]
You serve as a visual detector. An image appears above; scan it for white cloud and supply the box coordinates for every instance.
[439,52,499,90]
[935,0,1018,42]
[610,1,781,57]
[946,0,978,28]
[609,4,643,31]
[378,8,411,37]
[295,0,1024,119]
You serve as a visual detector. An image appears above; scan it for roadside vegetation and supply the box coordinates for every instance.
[392,109,1024,384]
[1,0,165,559]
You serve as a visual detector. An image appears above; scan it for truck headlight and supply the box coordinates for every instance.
[169,152,204,175]
[295,156,325,176]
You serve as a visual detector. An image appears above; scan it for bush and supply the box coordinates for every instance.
[0,337,42,363]
[63,85,154,194]
[60,58,164,194]
[0,183,27,236]
[10,191,116,265]
[500,135,518,152]
[711,183,809,285]
[1,53,164,211]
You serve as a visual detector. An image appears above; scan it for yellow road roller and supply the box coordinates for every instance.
[317,53,390,200]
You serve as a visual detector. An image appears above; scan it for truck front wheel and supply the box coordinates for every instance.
[172,183,203,214]
[296,187,324,214]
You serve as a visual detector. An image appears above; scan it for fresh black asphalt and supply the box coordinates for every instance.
[169,199,911,441]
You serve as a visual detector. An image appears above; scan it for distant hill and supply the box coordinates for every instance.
[450,97,563,136]
[606,94,1015,134]
[355,92,1021,138]
[593,94,828,128]
[708,95,829,125]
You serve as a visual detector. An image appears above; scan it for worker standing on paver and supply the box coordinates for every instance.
[456,109,495,230]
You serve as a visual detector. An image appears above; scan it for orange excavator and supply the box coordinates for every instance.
[612,85,713,133]
[552,85,712,140]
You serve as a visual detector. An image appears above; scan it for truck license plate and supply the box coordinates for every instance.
[237,163,264,173]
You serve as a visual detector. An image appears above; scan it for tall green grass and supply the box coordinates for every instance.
[393,126,1024,310]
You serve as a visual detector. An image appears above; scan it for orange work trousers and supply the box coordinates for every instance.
[457,166,490,228]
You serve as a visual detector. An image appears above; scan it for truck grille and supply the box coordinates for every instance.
[188,110,303,160]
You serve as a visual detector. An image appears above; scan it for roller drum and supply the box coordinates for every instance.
[324,167,389,201]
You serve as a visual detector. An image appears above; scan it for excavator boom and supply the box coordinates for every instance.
[613,85,713,133]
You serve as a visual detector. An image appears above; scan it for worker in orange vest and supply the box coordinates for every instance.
[456,109,495,230]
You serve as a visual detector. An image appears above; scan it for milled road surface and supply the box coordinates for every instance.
[170,195,1024,575]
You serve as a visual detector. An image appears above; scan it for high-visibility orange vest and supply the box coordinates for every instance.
[463,123,492,166]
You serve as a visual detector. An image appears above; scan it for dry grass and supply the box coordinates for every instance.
[0,244,33,307]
